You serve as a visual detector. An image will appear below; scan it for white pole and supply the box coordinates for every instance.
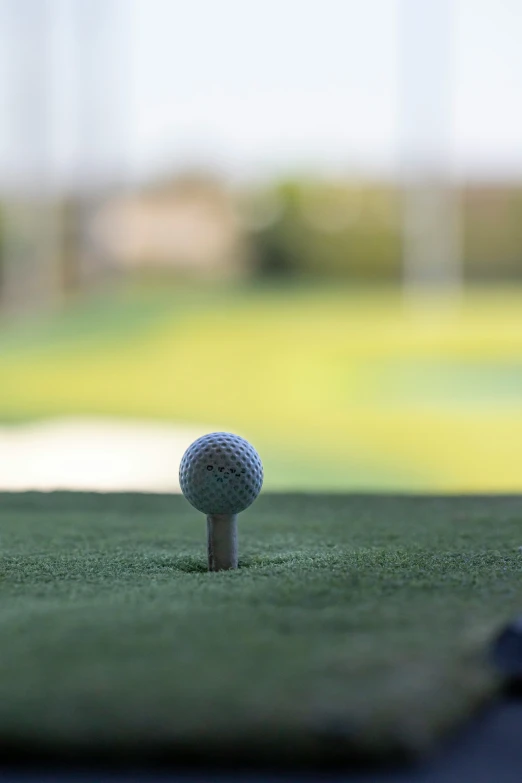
[0,0,60,315]
[70,0,129,289]
[399,0,462,311]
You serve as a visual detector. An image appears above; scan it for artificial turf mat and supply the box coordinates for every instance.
[0,491,520,768]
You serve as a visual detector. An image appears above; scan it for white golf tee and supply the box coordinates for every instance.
[207,514,238,571]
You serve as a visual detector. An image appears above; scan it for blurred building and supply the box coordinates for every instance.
[90,175,244,279]
[462,185,522,281]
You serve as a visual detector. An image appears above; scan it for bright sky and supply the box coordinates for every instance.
[127,0,522,182]
[1,0,521,187]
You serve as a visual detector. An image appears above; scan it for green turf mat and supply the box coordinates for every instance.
[0,492,519,767]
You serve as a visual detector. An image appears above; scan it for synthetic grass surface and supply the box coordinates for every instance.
[1,284,522,490]
[0,491,520,767]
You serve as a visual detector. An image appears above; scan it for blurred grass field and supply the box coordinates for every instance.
[1,283,522,491]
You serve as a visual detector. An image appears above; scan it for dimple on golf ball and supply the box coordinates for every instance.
[179,432,263,515]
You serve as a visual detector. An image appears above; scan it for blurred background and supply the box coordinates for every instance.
[0,0,521,493]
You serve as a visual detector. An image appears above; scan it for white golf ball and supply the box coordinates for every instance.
[179,432,263,515]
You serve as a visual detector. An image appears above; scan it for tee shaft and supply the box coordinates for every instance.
[207,514,238,571]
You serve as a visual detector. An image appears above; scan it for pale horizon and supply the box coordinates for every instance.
[0,0,521,190]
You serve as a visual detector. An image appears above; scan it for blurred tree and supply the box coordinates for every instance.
[0,199,62,316]
[56,197,84,295]
[245,180,402,282]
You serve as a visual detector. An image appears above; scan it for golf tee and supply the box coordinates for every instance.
[207,514,238,571]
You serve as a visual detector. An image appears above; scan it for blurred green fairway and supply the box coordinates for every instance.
[1,284,522,491]
[0,491,518,765]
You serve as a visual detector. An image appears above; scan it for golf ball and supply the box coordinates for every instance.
[179,432,263,515]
